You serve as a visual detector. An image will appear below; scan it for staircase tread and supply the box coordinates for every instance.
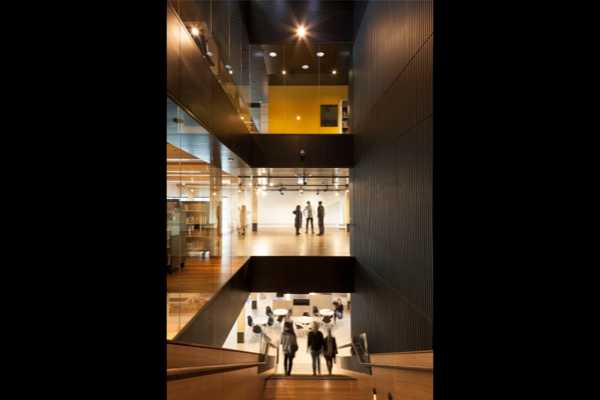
[268,374,356,381]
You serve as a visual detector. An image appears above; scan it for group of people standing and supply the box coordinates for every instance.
[280,321,338,376]
[293,201,326,236]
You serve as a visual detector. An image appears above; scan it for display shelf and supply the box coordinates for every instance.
[339,99,350,133]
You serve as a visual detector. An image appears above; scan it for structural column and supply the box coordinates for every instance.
[252,187,258,232]
[344,189,351,232]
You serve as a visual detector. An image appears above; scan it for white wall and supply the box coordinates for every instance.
[257,191,345,227]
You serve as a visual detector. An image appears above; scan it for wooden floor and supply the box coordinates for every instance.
[167,256,249,294]
[263,376,363,400]
[167,257,249,339]
[220,227,350,257]
[166,228,349,338]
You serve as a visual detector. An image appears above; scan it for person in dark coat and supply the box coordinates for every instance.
[307,322,325,375]
[323,328,338,375]
[293,205,302,235]
[280,322,298,376]
[317,201,325,235]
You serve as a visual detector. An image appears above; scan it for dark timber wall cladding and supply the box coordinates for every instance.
[248,257,355,293]
[250,134,354,168]
[350,0,433,352]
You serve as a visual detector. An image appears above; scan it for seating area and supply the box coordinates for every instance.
[221,292,351,374]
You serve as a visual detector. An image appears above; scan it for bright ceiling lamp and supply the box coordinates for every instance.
[301,64,309,70]
[316,51,325,57]
[332,69,337,75]
[282,69,287,75]
[269,51,277,57]
[191,27,200,37]
[296,25,307,38]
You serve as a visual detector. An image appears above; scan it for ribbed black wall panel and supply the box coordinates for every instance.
[350,0,433,353]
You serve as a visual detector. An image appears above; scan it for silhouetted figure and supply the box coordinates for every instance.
[323,328,338,375]
[333,298,344,324]
[280,322,298,376]
[317,201,325,235]
[293,205,302,235]
[239,205,247,236]
[307,322,325,375]
[304,201,314,234]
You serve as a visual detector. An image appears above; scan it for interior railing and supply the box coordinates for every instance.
[167,332,279,381]
[338,336,434,375]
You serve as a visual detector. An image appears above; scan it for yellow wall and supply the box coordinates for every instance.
[268,85,348,134]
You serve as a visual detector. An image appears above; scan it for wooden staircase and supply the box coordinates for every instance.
[264,374,362,400]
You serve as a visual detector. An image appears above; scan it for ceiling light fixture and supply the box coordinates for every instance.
[282,70,287,75]
[296,115,301,120]
[191,27,200,36]
[316,51,325,57]
[269,51,277,57]
[301,64,309,70]
[225,64,232,70]
[332,69,337,75]
[296,25,307,39]
[228,70,233,75]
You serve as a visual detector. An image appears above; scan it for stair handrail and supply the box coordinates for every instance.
[338,342,433,372]
[167,333,279,381]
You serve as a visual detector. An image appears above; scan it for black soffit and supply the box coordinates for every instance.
[256,42,352,85]
[241,0,356,44]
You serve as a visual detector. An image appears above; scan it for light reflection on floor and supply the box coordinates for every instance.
[219,227,350,257]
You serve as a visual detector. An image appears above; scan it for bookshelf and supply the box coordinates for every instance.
[339,99,350,133]
[167,200,186,270]
[181,201,213,255]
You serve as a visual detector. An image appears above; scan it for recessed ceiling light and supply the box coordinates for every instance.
[296,115,301,120]
[296,25,307,38]
[302,64,309,70]
[269,51,277,57]
[191,27,200,36]
[316,51,325,57]
[332,69,337,75]
[225,64,232,70]
[229,70,233,75]
[282,70,287,75]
